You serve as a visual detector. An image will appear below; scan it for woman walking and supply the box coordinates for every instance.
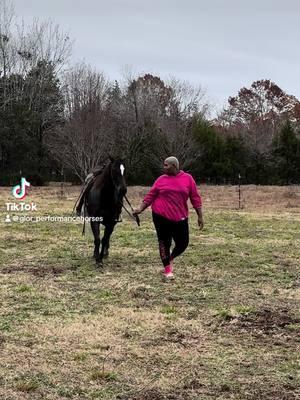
[133,156,203,280]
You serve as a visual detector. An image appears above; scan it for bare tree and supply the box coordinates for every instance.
[167,77,209,117]
[160,78,210,168]
[0,0,72,110]
[0,0,14,72]
[118,74,173,178]
[114,73,211,181]
[0,0,16,110]
[17,19,72,73]
[217,80,300,154]
[48,64,113,181]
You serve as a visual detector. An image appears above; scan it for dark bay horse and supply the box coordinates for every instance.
[86,158,127,265]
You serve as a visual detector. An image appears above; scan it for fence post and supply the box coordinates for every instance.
[60,166,64,199]
[238,173,241,209]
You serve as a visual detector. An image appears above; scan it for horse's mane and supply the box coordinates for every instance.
[93,160,112,189]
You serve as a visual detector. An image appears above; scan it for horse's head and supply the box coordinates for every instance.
[110,158,127,203]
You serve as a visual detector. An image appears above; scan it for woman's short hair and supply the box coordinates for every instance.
[165,156,179,169]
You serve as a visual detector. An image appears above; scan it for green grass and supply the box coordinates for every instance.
[0,189,299,399]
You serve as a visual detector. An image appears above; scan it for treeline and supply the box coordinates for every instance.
[1,1,300,186]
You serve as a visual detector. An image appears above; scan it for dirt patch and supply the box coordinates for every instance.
[130,286,152,301]
[117,387,198,400]
[0,335,6,347]
[141,327,202,349]
[163,327,202,348]
[0,264,75,277]
[243,386,298,400]
[221,307,299,336]
[117,388,167,400]
[117,383,298,400]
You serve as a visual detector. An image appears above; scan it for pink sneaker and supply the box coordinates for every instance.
[160,263,173,273]
[162,271,174,280]
[161,264,174,280]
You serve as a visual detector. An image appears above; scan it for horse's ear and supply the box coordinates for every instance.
[107,154,114,162]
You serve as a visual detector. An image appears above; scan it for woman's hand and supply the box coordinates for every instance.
[195,208,204,230]
[133,202,148,216]
[133,208,142,216]
[198,216,204,230]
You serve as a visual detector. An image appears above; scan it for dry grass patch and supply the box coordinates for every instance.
[0,185,299,399]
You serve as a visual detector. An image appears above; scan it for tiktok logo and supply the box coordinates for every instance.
[12,177,30,200]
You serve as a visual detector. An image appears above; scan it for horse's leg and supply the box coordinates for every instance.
[90,220,101,265]
[100,223,115,261]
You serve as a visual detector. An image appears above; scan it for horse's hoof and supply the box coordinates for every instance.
[103,252,109,259]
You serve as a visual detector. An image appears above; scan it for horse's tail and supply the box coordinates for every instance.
[73,183,85,214]
[73,192,81,214]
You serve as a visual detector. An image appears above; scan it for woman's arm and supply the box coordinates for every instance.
[195,207,204,230]
[189,176,204,229]
[133,201,149,215]
[133,178,160,215]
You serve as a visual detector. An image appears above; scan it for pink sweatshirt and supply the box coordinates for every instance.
[143,171,202,222]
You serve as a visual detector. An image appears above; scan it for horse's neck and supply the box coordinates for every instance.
[103,164,112,182]
[101,165,114,192]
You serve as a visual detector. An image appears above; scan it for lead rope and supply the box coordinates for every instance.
[122,195,140,226]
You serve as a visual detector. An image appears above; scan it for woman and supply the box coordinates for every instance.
[133,156,203,280]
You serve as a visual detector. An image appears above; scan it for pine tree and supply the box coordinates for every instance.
[273,121,300,184]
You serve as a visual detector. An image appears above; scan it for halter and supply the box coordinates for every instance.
[109,161,124,189]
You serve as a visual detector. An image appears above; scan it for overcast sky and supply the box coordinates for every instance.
[12,0,300,112]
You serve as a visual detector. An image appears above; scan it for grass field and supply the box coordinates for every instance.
[0,185,299,399]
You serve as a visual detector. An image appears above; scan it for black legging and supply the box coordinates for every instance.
[152,212,189,267]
